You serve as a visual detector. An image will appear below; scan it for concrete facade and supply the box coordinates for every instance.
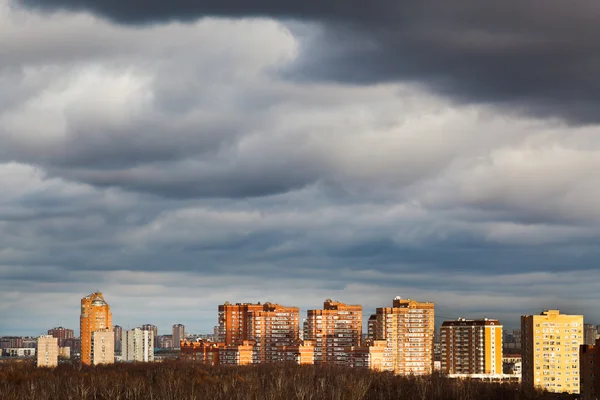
[521,309,583,394]
[37,335,58,367]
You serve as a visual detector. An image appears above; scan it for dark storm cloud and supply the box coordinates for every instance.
[18,0,600,123]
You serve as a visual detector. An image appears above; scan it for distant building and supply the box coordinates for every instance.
[63,338,81,355]
[113,325,123,355]
[80,292,113,365]
[521,309,583,394]
[122,328,154,362]
[158,335,173,349]
[2,348,35,357]
[58,347,71,359]
[220,341,254,365]
[141,325,159,348]
[305,299,362,365]
[502,354,522,376]
[0,337,24,349]
[580,339,599,399]
[172,324,185,349]
[348,340,393,371]
[218,301,300,363]
[37,336,58,367]
[180,340,223,365]
[92,330,114,365]
[584,323,596,346]
[47,327,74,347]
[440,318,502,376]
[369,297,435,375]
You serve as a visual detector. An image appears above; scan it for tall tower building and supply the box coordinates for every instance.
[440,318,502,376]
[123,328,154,362]
[305,299,362,365]
[369,297,435,375]
[80,292,113,365]
[37,335,59,367]
[522,310,584,394]
[218,302,300,363]
[47,327,74,347]
[113,325,123,355]
[173,324,185,349]
[141,324,158,347]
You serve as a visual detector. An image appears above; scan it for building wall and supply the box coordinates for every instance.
[579,343,597,399]
[521,310,583,394]
[371,297,434,375]
[348,340,394,371]
[91,330,114,365]
[123,328,154,362]
[305,299,362,365]
[47,327,74,347]
[172,324,185,349]
[37,336,58,367]
[441,318,502,376]
[80,292,113,366]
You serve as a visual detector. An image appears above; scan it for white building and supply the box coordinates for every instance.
[37,335,59,367]
[122,328,154,362]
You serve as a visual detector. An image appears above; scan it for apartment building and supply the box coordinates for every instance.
[440,318,502,376]
[348,340,393,371]
[47,327,74,347]
[580,341,598,399]
[305,299,362,365]
[36,335,58,367]
[172,324,185,349]
[91,330,114,365]
[180,340,223,365]
[122,328,154,362]
[80,292,113,365]
[369,297,435,375]
[218,301,300,363]
[521,309,583,394]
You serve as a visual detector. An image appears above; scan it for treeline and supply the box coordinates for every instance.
[0,361,577,400]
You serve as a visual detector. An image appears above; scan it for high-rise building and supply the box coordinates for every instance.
[47,327,74,347]
[305,299,362,365]
[584,323,596,346]
[122,328,154,362]
[172,324,185,349]
[218,301,300,363]
[369,297,435,375]
[521,309,583,394]
[440,318,502,376]
[80,292,113,365]
[92,330,114,365]
[37,336,58,367]
[113,325,123,355]
[580,340,599,399]
[141,324,158,347]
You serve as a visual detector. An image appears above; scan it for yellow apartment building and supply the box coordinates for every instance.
[521,310,584,394]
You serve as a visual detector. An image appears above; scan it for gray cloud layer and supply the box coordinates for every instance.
[2,1,600,335]
[18,0,600,123]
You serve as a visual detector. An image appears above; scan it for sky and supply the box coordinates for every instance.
[2,0,600,336]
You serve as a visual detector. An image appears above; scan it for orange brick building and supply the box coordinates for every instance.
[440,318,502,376]
[349,340,393,371]
[80,292,113,366]
[305,299,362,365]
[218,302,300,363]
[180,340,223,365]
[276,340,316,365]
[369,297,434,375]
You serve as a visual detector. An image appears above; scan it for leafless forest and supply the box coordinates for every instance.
[0,361,577,400]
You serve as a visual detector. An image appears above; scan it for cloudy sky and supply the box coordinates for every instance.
[2,0,600,336]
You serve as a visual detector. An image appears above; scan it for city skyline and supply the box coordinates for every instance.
[3,0,600,336]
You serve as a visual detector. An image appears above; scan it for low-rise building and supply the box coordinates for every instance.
[348,340,393,371]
